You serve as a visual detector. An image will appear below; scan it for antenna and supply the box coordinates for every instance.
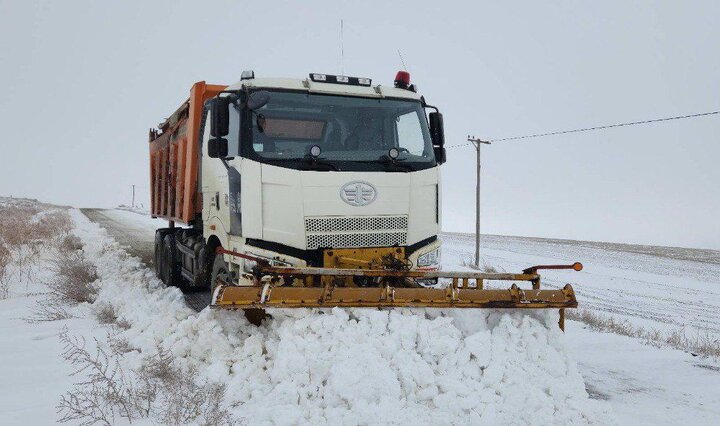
[398,49,407,71]
[340,19,345,76]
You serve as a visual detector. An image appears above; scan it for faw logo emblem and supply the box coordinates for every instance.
[340,181,377,206]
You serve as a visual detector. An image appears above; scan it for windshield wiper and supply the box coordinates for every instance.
[355,156,413,172]
[304,156,340,171]
[263,157,340,171]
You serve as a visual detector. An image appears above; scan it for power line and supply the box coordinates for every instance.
[446,110,720,149]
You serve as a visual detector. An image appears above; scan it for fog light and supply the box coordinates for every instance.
[417,248,441,267]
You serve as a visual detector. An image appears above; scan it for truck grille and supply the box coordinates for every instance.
[305,216,408,249]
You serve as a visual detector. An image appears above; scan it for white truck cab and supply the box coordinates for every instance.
[182,71,446,290]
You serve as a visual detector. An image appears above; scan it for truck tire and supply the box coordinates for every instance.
[162,234,180,287]
[209,253,230,294]
[154,231,164,279]
[210,253,268,326]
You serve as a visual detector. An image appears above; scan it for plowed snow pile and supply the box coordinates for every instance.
[71,210,613,425]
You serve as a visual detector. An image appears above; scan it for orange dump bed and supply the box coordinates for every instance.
[149,81,227,224]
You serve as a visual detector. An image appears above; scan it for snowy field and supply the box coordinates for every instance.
[1,199,719,425]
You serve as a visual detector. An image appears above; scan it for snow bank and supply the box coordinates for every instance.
[70,209,614,425]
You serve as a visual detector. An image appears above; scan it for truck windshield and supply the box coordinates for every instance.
[244,91,435,172]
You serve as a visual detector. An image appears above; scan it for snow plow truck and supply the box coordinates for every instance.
[148,70,582,327]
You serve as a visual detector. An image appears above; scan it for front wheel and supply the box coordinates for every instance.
[210,252,231,295]
[210,252,268,326]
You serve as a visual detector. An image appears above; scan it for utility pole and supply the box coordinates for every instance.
[131,185,136,209]
[467,136,491,268]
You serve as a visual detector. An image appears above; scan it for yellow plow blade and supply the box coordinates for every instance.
[211,264,580,310]
[214,284,577,309]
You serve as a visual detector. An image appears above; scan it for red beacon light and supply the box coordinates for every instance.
[394,71,410,89]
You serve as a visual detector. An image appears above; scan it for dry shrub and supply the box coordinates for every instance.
[139,347,233,426]
[48,250,98,305]
[115,318,132,330]
[107,333,135,355]
[28,249,98,322]
[94,303,131,330]
[94,303,118,325]
[57,330,234,426]
[60,235,84,252]
[568,308,720,358]
[57,330,142,425]
[27,301,74,322]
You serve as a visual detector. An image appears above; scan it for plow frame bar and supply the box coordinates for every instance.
[213,248,581,324]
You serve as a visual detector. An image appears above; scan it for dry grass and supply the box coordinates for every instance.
[0,241,11,299]
[481,262,499,273]
[0,199,74,292]
[459,252,502,273]
[57,330,235,426]
[568,308,720,358]
[0,199,96,319]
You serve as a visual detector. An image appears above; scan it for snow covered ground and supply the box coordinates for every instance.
[443,233,720,425]
[442,233,720,338]
[1,200,719,425]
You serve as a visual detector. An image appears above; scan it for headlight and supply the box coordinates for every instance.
[417,248,441,267]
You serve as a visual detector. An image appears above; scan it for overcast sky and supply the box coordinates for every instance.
[1,0,718,250]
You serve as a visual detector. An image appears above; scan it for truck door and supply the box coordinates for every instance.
[201,103,242,236]
[201,107,229,233]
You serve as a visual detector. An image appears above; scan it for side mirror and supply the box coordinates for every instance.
[429,112,446,164]
[211,97,230,138]
[247,90,271,110]
[208,138,228,158]
[429,112,444,147]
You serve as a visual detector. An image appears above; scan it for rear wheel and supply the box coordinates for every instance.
[153,231,164,278]
[210,252,268,326]
[162,234,180,287]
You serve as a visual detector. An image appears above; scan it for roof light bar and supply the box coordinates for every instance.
[309,73,372,86]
